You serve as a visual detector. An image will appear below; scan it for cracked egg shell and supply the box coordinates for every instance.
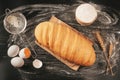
[19,47,31,59]
[32,59,43,69]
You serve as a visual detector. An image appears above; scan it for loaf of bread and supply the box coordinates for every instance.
[34,16,96,66]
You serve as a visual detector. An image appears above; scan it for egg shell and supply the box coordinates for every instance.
[7,45,19,57]
[33,59,43,69]
[19,47,31,59]
[11,57,24,67]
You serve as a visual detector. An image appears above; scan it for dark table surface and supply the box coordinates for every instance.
[0,0,120,80]
[0,0,120,15]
